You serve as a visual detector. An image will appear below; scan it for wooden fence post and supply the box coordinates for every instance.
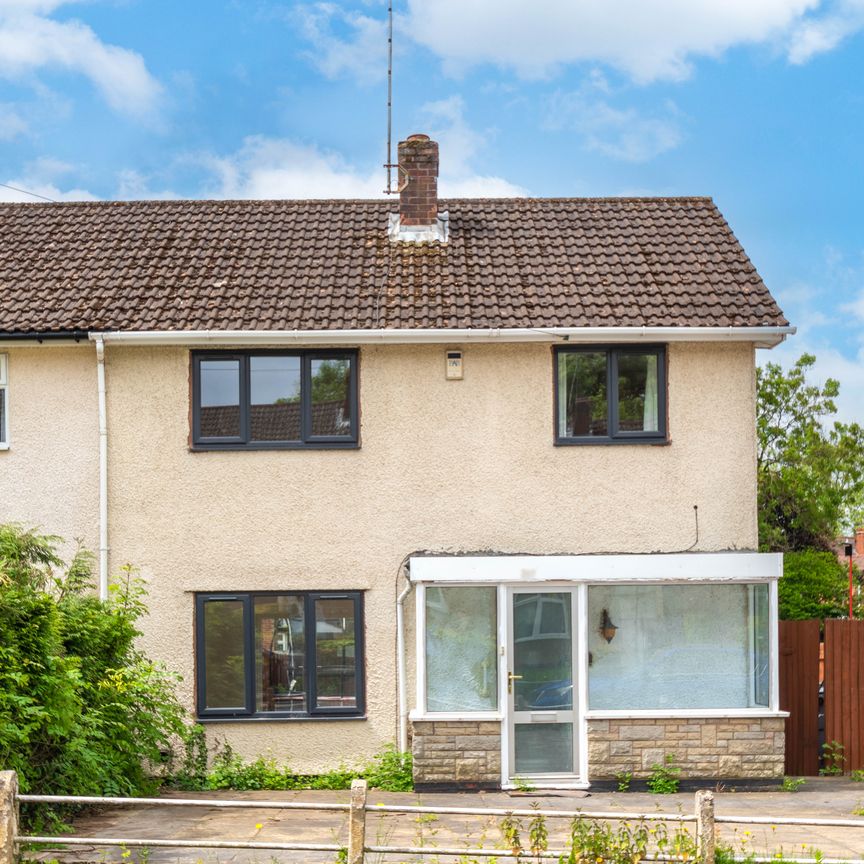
[0,772,19,864]
[348,777,367,864]
[695,789,715,864]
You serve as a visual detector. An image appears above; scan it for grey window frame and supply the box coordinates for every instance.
[191,349,359,450]
[195,590,366,720]
[0,353,7,446]
[554,345,667,445]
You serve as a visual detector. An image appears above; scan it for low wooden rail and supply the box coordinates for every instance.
[2,771,864,864]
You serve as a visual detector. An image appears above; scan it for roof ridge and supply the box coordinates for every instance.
[0,195,716,209]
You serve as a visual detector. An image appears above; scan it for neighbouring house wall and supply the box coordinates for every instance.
[3,339,760,773]
[587,718,785,780]
[0,345,99,557]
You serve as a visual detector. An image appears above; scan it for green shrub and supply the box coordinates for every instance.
[779,550,856,620]
[646,753,680,794]
[182,740,413,792]
[0,524,188,823]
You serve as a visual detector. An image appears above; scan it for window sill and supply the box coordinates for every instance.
[0,444,8,451]
[190,441,359,452]
[198,714,367,724]
[410,710,503,722]
[555,437,670,447]
[585,710,789,719]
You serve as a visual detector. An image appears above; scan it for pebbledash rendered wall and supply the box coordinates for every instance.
[0,339,775,779]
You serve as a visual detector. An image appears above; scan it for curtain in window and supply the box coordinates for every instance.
[643,354,658,432]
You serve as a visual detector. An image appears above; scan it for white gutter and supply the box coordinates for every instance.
[90,325,795,349]
[396,577,413,757]
[94,335,109,601]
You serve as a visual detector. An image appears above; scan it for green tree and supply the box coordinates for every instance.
[757,353,864,551]
[779,549,859,619]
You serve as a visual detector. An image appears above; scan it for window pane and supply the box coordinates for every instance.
[254,595,306,714]
[310,358,352,437]
[513,593,572,711]
[250,356,301,441]
[752,584,770,707]
[426,586,498,712]
[203,599,246,710]
[588,584,760,710]
[558,352,607,437]
[515,723,573,774]
[618,352,659,433]
[314,598,358,709]
[0,389,5,444]
[200,359,241,438]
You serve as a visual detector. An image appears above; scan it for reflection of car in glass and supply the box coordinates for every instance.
[527,679,573,710]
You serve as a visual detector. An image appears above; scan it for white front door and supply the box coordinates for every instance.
[506,588,581,783]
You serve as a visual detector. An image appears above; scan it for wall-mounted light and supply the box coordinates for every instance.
[600,608,617,644]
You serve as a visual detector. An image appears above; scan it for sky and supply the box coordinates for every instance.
[1,0,863,424]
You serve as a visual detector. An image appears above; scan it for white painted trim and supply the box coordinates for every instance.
[94,336,109,602]
[415,583,427,716]
[577,583,589,783]
[409,552,782,584]
[410,711,503,722]
[0,352,8,448]
[89,325,795,348]
[502,781,591,791]
[585,710,789,719]
[396,578,413,755]
[770,579,780,713]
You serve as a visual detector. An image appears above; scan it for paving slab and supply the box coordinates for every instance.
[22,778,864,864]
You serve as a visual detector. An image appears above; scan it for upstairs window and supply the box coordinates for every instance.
[555,346,666,444]
[192,350,358,449]
[0,354,7,447]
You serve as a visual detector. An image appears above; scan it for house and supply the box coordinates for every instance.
[0,134,794,789]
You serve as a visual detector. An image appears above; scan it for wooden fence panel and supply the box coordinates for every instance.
[779,619,821,776]
[824,619,864,771]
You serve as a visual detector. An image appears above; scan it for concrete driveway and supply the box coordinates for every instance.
[25,777,864,864]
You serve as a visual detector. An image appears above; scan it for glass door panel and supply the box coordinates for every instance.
[508,590,579,780]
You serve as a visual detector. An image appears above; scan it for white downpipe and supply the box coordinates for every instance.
[89,325,796,349]
[95,335,109,601]
[396,577,414,756]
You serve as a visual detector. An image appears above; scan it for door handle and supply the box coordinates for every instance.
[508,672,523,694]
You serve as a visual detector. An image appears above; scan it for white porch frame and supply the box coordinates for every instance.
[408,552,784,790]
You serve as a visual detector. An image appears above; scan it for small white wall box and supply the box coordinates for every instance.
[445,350,463,380]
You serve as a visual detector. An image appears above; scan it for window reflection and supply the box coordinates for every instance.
[254,595,306,714]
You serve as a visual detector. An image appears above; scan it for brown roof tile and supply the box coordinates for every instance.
[0,197,787,333]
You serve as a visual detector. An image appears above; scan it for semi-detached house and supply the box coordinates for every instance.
[0,134,794,789]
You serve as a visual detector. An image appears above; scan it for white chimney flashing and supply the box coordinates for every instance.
[388,211,449,243]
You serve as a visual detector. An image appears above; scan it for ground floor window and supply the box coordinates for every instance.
[587,583,770,710]
[196,591,364,718]
[425,586,498,712]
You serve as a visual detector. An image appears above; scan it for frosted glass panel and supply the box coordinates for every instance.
[588,584,768,710]
[426,587,497,712]
[515,723,573,774]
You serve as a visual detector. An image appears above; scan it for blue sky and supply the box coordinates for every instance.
[1,0,863,423]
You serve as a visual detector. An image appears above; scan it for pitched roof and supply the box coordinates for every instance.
[0,196,788,334]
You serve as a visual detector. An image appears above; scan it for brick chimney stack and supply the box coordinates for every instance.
[389,134,448,243]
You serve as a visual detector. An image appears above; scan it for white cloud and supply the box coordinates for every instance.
[0,2,162,119]
[398,0,864,83]
[294,2,389,84]
[545,75,683,162]
[0,158,97,202]
[182,97,526,200]
[418,96,528,196]
[191,136,386,199]
[766,340,864,427]
[0,104,29,140]
[787,0,864,62]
